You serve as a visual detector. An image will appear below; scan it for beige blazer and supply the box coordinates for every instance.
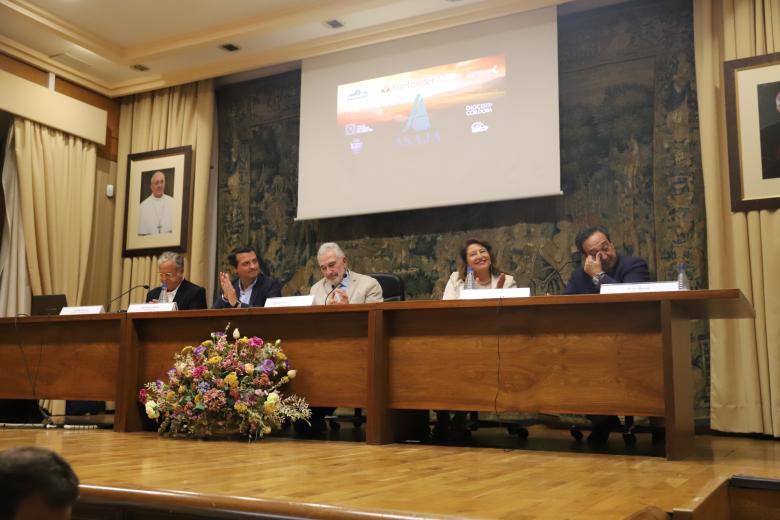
[310,271,384,305]
[442,271,517,300]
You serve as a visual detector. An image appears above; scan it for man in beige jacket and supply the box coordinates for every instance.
[310,242,383,305]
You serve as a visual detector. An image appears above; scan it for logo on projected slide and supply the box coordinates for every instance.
[397,93,440,147]
[349,138,364,155]
[346,89,368,100]
[345,123,374,136]
[471,121,489,133]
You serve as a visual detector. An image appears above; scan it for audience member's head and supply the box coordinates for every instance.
[0,446,79,520]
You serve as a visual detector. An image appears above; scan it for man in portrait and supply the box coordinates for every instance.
[138,170,174,235]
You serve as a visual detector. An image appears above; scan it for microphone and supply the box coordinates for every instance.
[325,272,347,304]
[109,284,150,310]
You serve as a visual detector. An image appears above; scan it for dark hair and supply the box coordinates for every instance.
[458,239,499,280]
[0,446,79,518]
[574,226,611,255]
[227,246,257,268]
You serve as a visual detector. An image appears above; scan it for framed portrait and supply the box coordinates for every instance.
[122,146,193,257]
[724,52,780,211]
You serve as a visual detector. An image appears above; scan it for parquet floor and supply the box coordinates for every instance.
[1,425,778,519]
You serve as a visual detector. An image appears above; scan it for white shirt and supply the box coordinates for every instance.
[138,194,174,235]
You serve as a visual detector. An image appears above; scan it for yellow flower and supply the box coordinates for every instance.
[276,351,287,361]
[244,363,254,375]
[266,392,279,404]
[194,393,202,404]
[224,372,239,388]
[166,391,175,400]
[207,355,222,365]
[234,402,248,413]
[145,401,159,419]
[262,425,271,435]
[263,402,276,414]
[201,340,213,348]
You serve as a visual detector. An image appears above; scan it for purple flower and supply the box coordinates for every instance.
[260,359,275,374]
[194,345,206,357]
[197,382,210,393]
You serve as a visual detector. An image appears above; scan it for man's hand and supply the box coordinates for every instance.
[496,273,506,289]
[219,272,238,306]
[583,253,604,278]
[328,288,349,305]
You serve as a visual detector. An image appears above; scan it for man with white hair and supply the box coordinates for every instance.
[138,170,174,235]
[310,242,383,305]
[146,251,207,310]
[299,242,383,436]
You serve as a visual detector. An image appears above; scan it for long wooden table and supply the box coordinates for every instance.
[0,290,754,460]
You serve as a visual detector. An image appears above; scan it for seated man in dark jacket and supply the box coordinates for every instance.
[146,251,207,310]
[564,226,649,294]
[564,226,651,443]
[213,246,281,308]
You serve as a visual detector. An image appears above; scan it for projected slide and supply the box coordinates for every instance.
[298,7,560,220]
[336,54,506,155]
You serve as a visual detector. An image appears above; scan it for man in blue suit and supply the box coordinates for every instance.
[563,226,651,444]
[563,226,649,295]
[213,246,281,308]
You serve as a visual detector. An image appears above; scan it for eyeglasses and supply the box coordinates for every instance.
[158,272,178,279]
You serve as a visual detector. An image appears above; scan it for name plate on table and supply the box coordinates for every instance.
[127,302,178,313]
[600,281,679,294]
[59,305,104,315]
[265,295,315,308]
[459,287,531,300]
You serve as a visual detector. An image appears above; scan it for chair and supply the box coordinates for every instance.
[329,273,405,432]
[367,273,405,301]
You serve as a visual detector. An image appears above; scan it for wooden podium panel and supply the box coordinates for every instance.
[0,289,753,459]
[379,290,754,459]
[115,307,371,432]
[386,302,664,416]
[0,314,122,401]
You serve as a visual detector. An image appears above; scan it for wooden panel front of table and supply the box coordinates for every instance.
[376,290,754,460]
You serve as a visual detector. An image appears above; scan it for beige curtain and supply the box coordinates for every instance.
[0,123,31,316]
[109,80,214,310]
[13,118,97,306]
[694,0,780,435]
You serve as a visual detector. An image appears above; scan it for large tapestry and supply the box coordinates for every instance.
[216,0,710,414]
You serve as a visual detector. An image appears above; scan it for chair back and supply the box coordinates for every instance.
[367,273,405,301]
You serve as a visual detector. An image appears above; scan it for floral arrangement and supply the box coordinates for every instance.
[138,325,310,439]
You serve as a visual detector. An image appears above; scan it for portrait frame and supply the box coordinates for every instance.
[122,145,193,257]
[724,51,780,211]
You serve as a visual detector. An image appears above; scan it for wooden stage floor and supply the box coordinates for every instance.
[1,424,779,519]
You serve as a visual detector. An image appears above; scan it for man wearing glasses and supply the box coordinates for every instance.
[146,251,207,310]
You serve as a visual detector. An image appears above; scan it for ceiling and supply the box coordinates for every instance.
[0,0,622,98]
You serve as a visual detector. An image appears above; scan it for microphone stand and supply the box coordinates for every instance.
[109,284,150,312]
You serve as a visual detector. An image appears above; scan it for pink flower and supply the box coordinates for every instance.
[249,336,264,347]
[192,365,207,379]
[138,388,147,403]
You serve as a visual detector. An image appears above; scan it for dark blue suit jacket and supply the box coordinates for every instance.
[146,279,207,310]
[563,255,650,294]
[212,275,282,309]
